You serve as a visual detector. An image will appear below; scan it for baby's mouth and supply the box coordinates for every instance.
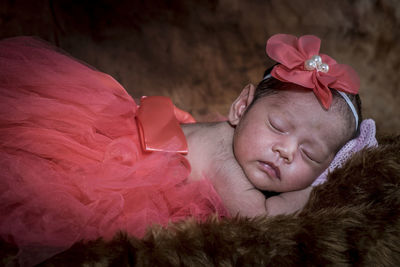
[258,161,281,180]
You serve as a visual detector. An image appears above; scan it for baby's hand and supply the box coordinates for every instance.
[265,187,312,216]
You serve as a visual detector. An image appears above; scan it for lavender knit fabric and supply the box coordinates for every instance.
[311,119,378,187]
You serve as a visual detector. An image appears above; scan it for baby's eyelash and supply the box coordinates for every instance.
[268,120,283,132]
[301,149,320,164]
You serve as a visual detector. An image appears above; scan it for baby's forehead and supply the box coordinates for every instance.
[262,90,349,151]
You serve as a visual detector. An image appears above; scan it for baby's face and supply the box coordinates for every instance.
[232,89,347,192]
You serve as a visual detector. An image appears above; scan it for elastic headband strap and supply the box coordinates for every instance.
[263,74,359,131]
[263,74,271,80]
[337,91,359,131]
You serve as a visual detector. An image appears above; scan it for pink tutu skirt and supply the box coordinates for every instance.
[0,37,228,265]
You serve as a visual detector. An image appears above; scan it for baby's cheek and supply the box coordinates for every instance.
[286,163,319,190]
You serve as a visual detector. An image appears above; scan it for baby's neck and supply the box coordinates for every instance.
[181,121,236,182]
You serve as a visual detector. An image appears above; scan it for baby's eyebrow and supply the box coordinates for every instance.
[279,109,295,128]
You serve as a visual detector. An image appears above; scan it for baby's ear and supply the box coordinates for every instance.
[228,84,255,125]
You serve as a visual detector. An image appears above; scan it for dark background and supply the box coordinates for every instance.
[1,0,399,134]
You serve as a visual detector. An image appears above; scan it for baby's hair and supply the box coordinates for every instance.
[251,66,362,140]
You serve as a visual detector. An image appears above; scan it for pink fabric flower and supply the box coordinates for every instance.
[266,34,360,109]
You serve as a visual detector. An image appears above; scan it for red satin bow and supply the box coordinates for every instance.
[266,34,360,109]
[136,96,195,154]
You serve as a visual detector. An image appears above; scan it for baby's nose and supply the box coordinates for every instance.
[273,139,296,163]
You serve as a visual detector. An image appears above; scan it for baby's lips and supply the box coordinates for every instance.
[269,161,281,179]
[259,161,281,180]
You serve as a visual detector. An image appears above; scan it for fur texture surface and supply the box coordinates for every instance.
[2,136,399,266]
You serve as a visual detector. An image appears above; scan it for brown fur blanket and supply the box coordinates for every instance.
[2,136,399,266]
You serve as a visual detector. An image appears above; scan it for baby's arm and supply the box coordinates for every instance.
[264,187,312,216]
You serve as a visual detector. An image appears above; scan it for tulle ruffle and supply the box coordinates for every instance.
[0,37,228,265]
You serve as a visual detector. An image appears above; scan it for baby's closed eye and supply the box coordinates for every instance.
[267,116,289,134]
[300,148,321,164]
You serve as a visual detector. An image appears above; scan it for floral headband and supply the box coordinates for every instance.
[265,34,360,129]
